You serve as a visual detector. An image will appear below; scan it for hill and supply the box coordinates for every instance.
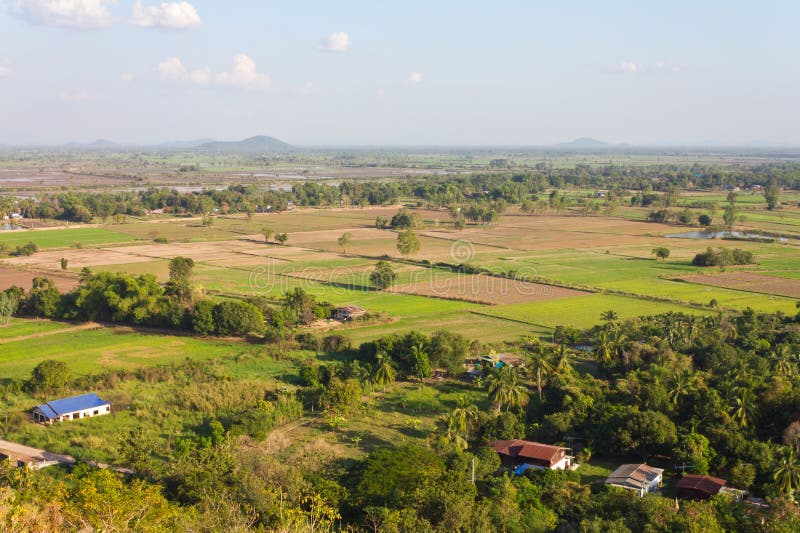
[198,135,293,153]
[558,137,610,147]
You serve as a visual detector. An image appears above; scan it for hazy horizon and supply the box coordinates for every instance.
[1,1,798,146]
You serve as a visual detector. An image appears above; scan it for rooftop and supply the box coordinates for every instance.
[36,393,109,419]
[491,439,568,463]
[606,464,664,490]
[676,474,727,495]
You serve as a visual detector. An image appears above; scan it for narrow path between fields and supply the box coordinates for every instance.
[0,322,102,344]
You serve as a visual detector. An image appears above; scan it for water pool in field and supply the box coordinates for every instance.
[665,230,787,242]
[0,224,24,231]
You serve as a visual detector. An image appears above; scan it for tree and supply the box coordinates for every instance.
[410,342,432,384]
[600,309,619,322]
[27,277,61,318]
[275,233,288,245]
[375,216,389,230]
[613,408,677,460]
[526,350,553,402]
[369,261,397,290]
[337,232,352,253]
[486,365,528,412]
[764,180,780,210]
[192,300,215,335]
[371,352,396,392]
[731,388,757,429]
[28,359,71,394]
[168,256,195,282]
[213,300,265,336]
[651,247,670,261]
[723,205,738,229]
[60,257,68,270]
[774,447,800,497]
[262,227,275,243]
[0,291,19,325]
[698,214,712,226]
[396,230,420,257]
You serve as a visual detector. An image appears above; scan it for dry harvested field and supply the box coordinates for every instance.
[420,215,680,252]
[678,272,800,299]
[390,274,589,305]
[0,266,78,292]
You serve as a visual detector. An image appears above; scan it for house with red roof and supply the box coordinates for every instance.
[490,439,573,472]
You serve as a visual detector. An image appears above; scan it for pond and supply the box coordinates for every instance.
[665,230,787,242]
[0,223,25,231]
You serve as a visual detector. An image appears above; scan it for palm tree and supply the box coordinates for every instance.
[442,396,479,449]
[409,342,430,385]
[668,372,695,407]
[553,344,573,377]
[486,365,528,413]
[731,388,757,429]
[372,352,396,393]
[526,350,553,401]
[774,447,800,497]
[771,344,796,376]
[595,329,613,364]
[600,309,618,322]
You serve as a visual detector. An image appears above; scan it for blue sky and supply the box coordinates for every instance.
[0,0,798,145]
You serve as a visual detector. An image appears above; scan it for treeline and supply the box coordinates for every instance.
[1,259,345,339]
[6,161,797,223]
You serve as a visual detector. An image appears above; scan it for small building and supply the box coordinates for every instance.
[491,439,572,471]
[33,393,111,425]
[332,305,366,322]
[480,353,525,368]
[605,464,664,497]
[676,474,744,501]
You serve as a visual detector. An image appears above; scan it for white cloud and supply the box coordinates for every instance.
[130,1,201,29]
[120,71,135,82]
[157,54,269,90]
[156,57,210,84]
[317,31,351,53]
[216,54,270,90]
[59,90,90,102]
[407,71,423,84]
[12,0,113,29]
[617,60,682,74]
[299,80,313,95]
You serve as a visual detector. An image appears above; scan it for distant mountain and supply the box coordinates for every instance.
[558,137,610,147]
[88,139,120,148]
[158,138,216,149]
[198,135,293,153]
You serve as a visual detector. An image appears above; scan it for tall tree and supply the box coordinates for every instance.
[486,365,528,413]
[396,230,420,257]
[337,232,352,253]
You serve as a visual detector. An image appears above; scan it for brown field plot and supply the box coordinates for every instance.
[678,272,800,299]
[390,273,588,305]
[0,267,78,292]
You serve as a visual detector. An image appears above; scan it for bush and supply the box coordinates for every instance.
[322,334,351,353]
[692,247,755,267]
[12,241,38,257]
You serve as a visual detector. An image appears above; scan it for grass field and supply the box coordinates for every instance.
[0,318,73,339]
[0,227,136,249]
[476,294,713,330]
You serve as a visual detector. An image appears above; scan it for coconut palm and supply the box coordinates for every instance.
[771,344,796,375]
[371,352,396,393]
[526,350,553,401]
[774,447,800,497]
[731,388,757,429]
[486,365,528,413]
[553,344,573,377]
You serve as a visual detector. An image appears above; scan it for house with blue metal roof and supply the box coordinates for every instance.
[32,393,111,425]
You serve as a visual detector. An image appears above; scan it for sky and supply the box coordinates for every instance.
[0,0,798,146]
